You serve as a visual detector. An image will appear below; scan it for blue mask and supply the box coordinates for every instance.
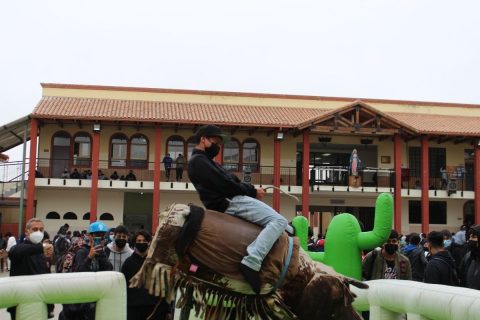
[443,239,452,247]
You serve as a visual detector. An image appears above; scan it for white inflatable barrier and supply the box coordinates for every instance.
[0,272,126,320]
[352,279,480,320]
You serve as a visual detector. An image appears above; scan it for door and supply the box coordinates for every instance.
[51,132,71,178]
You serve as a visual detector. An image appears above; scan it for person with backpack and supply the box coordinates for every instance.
[403,233,427,282]
[424,231,459,286]
[459,224,480,289]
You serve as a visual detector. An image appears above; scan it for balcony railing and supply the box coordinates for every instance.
[0,158,475,193]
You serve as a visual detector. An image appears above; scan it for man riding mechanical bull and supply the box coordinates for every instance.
[131,125,372,319]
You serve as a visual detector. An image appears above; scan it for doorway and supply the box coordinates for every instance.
[123,192,153,233]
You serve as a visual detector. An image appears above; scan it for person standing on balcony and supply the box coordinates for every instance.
[188,124,293,294]
[162,153,173,181]
[440,167,448,189]
[175,153,185,181]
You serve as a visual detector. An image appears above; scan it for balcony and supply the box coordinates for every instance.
[0,158,475,198]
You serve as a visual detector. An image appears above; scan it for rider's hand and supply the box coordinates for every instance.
[256,188,266,200]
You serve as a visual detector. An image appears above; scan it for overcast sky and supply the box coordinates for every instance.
[1,1,480,160]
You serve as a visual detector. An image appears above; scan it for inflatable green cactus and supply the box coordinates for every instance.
[292,192,393,280]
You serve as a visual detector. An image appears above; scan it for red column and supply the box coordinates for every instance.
[89,130,100,222]
[214,145,223,164]
[273,133,281,212]
[302,130,310,218]
[475,141,480,224]
[26,119,38,221]
[152,126,162,234]
[394,134,402,233]
[421,135,429,234]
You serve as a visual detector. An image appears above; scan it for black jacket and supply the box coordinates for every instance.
[405,246,427,281]
[459,252,480,289]
[188,149,256,212]
[8,240,49,276]
[73,245,113,272]
[424,250,458,286]
[121,252,158,308]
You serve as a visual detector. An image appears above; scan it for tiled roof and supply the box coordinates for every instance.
[32,96,480,135]
[389,112,480,136]
[33,96,330,128]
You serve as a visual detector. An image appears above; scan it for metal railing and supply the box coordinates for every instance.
[0,158,475,193]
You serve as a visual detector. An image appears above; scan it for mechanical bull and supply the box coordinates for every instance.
[131,204,367,319]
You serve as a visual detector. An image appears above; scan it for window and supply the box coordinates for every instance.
[46,211,60,219]
[130,135,148,168]
[83,212,90,220]
[408,147,446,178]
[99,212,114,221]
[408,201,447,224]
[73,133,91,166]
[167,136,185,159]
[242,138,259,172]
[187,137,196,160]
[53,132,71,147]
[111,133,128,167]
[223,139,240,171]
[63,212,78,220]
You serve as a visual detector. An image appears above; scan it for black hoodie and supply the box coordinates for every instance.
[424,250,458,286]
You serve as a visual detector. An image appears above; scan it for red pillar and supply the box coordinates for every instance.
[302,130,310,218]
[475,140,480,224]
[421,135,429,234]
[394,134,402,233]
[152,126,162,234]
[273,133,281,212]
[89,130,100,223]
[26,119,38,221]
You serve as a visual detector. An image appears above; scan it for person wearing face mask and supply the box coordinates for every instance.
[362,229,412,281]
[105,225,133,271]
[188,125,294,294]
[7,218,54,319]
[459,225,480,289]
[121,230,171,320]
[424,231,459,286]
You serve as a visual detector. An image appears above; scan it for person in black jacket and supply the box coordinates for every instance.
[424,231,459,286]
[459,224,480,289]
[188,125,293,294]
[121,230,170,320]
[403,233,427,282]
[8,218,54,319]
[59,221,113,320]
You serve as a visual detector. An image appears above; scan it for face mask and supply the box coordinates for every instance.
[443,239,452,248]
[468,240,479,258]
[109,234,114,241]
[29,231,44,244]
[384,243,398,255]
[135,243,148,253]
[115,239,127,248]
[205,143,220,159]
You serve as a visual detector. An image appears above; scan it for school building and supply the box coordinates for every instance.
[0,83,479,237]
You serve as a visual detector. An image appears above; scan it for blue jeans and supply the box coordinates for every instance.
[225,195,292,271]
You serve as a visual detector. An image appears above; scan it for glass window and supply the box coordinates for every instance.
[46,211,60,219]
[111,134,128,167]
[242,139,259,172]
[100,212,114,221]
[83,212,90,220]
[408,201,447,224]
[187,137,196,160]
[167,136,185,159]
[223,139,240,171]
[73,133,91,166]
[130,135,148,168]
[409,147,446,178]
[53,132,71,146]
[63,212,78,220]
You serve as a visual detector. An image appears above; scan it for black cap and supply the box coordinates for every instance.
[193,125,229,143]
